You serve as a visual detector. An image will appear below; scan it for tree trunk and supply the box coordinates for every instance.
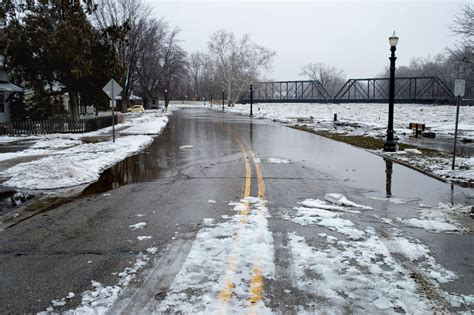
[227,81,232,107]
[69,92,80,120]
[121,94,130,113]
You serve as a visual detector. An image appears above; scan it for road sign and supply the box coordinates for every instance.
[102,79,122,99]
[102,79,122,143]
[454,79,465,97]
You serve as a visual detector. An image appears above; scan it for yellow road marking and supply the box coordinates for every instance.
[240,139,266,308]
[218,130,252,308]
[218,128,268,311]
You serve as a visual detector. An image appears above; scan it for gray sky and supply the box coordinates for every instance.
[145,0,465,80]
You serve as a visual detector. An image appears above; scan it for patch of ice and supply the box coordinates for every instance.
[300,198,360,213]
[179,145,194,150]
[146,247,158,255]
[390,237,431,261]
[324,193,373,210]
[268,157,290,164]
[66,292,75,299]
[398,218,460,233]
[207,200,217,204]
[129,222,147,230]
[290,206,365,240]
[203,218,214,225]
[137,236,152,241]
[288,232,434,313]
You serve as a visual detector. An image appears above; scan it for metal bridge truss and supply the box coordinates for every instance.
[240,77,453,104]
[240,80,332,103]
[333,76,454,104]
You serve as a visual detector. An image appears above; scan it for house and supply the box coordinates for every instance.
[0,54,22,123]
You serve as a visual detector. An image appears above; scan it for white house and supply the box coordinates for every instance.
[0,54,22,123]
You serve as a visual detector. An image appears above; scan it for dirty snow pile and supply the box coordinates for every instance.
[157,196,275,313]
[0,111,169,190]
[281,193,473,313]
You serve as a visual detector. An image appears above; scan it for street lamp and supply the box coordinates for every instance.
[383,31,399,152]
[250,84,253,117]
[164,89,168,109]
[222,89,225,112]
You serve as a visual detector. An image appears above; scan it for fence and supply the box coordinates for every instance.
[0,115,118,136]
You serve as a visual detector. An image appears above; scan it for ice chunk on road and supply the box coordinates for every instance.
[207,200,216,204]
[324,193,373,210]
[179,145,193,149]
[398,218,460,233]
[137,236,152,241]
[129,222,147,230]
[268,157,290,164]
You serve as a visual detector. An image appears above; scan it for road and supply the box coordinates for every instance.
[0,108,473,313]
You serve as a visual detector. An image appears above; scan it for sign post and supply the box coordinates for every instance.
[102,79,123,143]
[452,79,465,170]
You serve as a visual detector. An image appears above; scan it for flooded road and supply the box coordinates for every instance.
[0,108,472,314]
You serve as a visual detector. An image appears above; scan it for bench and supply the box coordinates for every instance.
[408,123,425,138]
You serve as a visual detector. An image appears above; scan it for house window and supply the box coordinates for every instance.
[0,93,4,113]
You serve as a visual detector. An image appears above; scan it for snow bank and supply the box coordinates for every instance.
[0,135,153,189]
[0,111,169,190]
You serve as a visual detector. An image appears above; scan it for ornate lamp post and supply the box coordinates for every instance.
[250,84,253,117]
[384,31,399,152]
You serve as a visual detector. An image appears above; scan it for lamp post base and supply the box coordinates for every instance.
[383,139,397,152]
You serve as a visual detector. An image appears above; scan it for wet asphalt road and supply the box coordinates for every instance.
[0,108,473,313]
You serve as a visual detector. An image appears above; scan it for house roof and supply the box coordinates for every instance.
[0,82,23,92]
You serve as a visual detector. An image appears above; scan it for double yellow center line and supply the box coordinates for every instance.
[217,127,266,312]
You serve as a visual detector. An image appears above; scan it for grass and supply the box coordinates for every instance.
[291,126,447,158]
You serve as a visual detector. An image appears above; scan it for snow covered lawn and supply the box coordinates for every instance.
[0,110,169,190]
[216,103,474,185]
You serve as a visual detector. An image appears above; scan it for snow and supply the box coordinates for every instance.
[288,232,434,313]
[0,111,169,190]
[137,236,152,241]
[157,197,275,313]
[146,247,158,255]
[324,193,373,210]
[282,196,472,312]
[218,102,474,140]
[267,157,290,164]
[396,203,470,233]
[207,200,217,204]
[289,205,365,240]
[62,253,152,314]
[179,145,194,150]
[129,222,147,230]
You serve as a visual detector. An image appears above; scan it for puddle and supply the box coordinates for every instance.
[0,140,36,153]
[81,138,162,196]
[81,136,111,144]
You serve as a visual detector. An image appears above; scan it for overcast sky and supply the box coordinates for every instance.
[144,0,465,80]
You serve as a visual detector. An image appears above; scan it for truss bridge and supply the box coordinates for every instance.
[240,76,454,104]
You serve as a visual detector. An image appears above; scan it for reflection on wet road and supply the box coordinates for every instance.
[1,108,472,314]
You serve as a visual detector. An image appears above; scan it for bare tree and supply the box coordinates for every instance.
[450,3,473,41]
[158,28,187,108]
[300,62,346,97]
[208,29,275,105]
[136,18,167,108]
[93,0,151,112]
